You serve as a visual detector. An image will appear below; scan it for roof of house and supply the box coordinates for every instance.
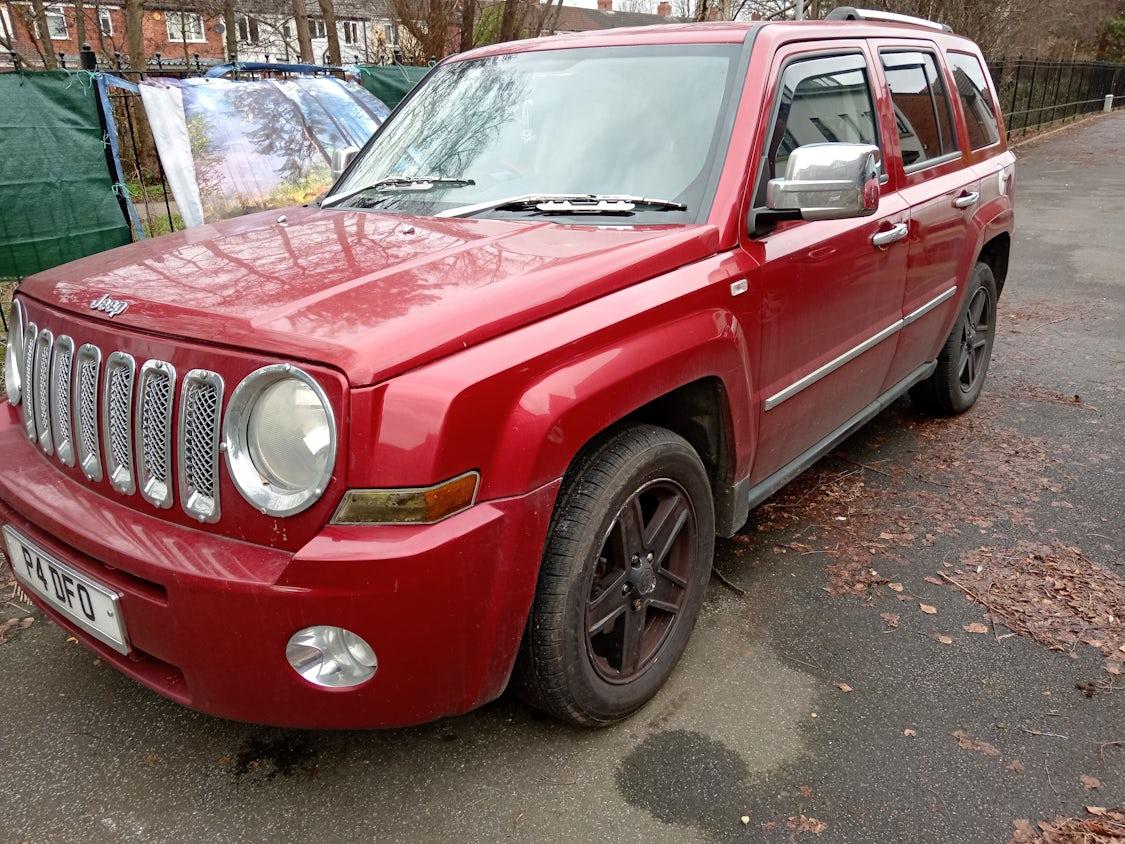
[548,7,683,32]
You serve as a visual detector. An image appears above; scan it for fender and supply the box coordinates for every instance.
[348,251,758,503]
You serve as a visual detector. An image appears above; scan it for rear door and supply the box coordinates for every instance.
[871,41,981,388]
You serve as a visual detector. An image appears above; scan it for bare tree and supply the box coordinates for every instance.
[458,0,476,52]
[317,0,341,63]
[389,0,458,59]
[29,0,57,67]
[222,0,237,60]
[125,0,145,68]
[292,0,314,60]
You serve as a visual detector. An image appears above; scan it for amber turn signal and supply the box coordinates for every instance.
[332,472,480,525]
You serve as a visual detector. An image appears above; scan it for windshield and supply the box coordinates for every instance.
[326,43,744,223]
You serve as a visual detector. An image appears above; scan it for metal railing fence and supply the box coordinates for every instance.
[987,56,1125,138]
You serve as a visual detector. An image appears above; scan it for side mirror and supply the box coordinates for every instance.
[766,143,881,221]
[330,146,361,180]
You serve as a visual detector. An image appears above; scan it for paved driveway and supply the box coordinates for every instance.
[1,114,1123,843]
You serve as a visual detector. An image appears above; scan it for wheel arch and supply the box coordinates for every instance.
[978,231,1011,297]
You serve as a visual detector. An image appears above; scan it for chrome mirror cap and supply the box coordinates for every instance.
[330,146,361,181]
[767,142,881,221]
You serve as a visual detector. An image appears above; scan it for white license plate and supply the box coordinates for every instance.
[3,525,130,654]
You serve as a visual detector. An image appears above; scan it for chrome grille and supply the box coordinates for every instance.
[21,322,38,441]
[103,352,137,495]
[34,330,54,455]
[136,361,176,509]
[50,336,76,467]
[179,370,224,523]
[75,345,103,482]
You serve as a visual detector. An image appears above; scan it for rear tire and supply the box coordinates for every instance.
[910,262,998,416]
[513,424,715,727]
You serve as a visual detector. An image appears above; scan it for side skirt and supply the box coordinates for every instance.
[715,362,937,537]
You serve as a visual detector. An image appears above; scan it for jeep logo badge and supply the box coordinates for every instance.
[90,294,129,318]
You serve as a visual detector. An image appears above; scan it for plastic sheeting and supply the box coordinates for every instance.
[356,65,430,110]
[139,76,389,228]
[0,71,131,280]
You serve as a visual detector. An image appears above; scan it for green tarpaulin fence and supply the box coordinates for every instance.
[355,65,430,110]
[0,71,131,280]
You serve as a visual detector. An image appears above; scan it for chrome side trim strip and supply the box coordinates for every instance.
[764,319,903,411]
[903,286,957,326]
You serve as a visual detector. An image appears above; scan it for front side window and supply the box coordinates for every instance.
[45,5,68,39]
[328,44,744,224]
[766,53,881,181]
[947,52,1001,149]
[167,12,206,43]
[881,50,958,169]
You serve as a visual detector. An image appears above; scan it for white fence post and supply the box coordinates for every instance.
[1105,94,1114,112]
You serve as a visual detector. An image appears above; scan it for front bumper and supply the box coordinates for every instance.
[0,409,560,729]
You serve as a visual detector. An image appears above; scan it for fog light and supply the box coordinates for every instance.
[286,626,377,688]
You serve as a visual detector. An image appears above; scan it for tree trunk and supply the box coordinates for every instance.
[30,0,57,67]
[458,0,474,53]
[75,0,87,47]
[291,0,313,62]
[317,0,340,64]
[125,0,144,69]
[222,0,236,60]
[498,0,519,42]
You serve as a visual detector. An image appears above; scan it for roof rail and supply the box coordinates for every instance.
[824,6,953,33]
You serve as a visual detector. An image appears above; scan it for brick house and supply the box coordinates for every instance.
[0,0,397,68]
[545,0,681,34]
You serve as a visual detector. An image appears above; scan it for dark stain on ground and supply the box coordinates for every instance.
[233,732,318,782]
[617,729,749,839]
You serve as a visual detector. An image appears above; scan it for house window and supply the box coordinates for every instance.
[98,7,113,35]
[281,19,293,39]
[45,5,69,40]
[167,12,206,43]
[236,14,259,43]
[382,23,394,44]
[341,20,359,45]
[309,17,327,38]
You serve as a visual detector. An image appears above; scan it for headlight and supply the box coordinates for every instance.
[224,365,336,516]
[4,299,25,406]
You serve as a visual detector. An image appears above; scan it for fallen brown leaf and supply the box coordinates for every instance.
[888,582,904,593]
[933,634,954,645]
[1081,775,1102,791]
[1007,760,1025,773]
[920,603,938,615]
[835,682,853,693]
[924,575,944,585]
[786,815,827,835]
[952,729,1000,757]
[903,728,917,737]
[880,612,901,629]
[963,623,989,634]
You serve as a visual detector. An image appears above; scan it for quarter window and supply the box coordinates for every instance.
[766,54,881,181]
[947,52,1001,149]
[880,50,958,169]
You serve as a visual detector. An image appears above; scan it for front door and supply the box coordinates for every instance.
[741,44,910,483]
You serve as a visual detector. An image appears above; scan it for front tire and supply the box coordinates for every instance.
[911,261,998,415]
[513,425,715,726]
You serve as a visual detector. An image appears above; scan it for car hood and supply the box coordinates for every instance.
[20,206,719,386]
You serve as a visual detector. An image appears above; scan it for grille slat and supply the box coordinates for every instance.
[21,322,38,441]
[103,352,137,496]
[34,330,55,456]
[136,361,176,509]
[75,344,104,482]
[51,336,76,467]
[179,370,224,523]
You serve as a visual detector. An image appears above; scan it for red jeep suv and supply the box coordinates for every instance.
[1,11,1014,727]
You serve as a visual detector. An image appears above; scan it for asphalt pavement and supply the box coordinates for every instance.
[0,112,1122,843]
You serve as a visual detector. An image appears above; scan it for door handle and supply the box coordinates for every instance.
[953,191,980,209]
[871,222,909,248]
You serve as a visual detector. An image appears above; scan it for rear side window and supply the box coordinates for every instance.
[767,53,881,179]
[880,50,959,169]
[947,52,1001,149]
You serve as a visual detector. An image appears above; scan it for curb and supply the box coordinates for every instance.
[1009,110,1120,150]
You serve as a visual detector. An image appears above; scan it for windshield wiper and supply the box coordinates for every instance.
[437,193,687,218]
[323,176,475,209]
